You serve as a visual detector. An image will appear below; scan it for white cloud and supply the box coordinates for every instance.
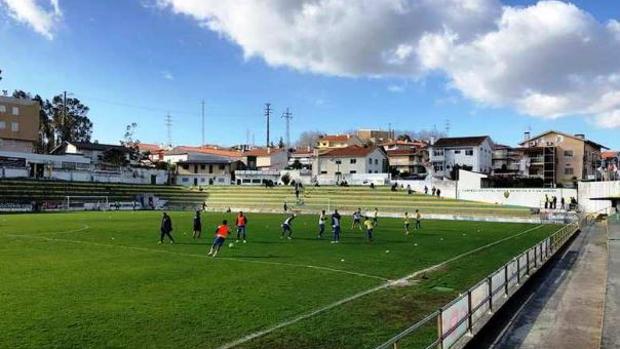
[387,84,406,93]
[1,0,62,39]
[158,0,620,127]
[162,70,174,80]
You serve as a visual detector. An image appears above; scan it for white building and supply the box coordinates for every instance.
[175,154,243,186]
[244,147,289,171]
[430,136,494,179]
[313,145,388,182]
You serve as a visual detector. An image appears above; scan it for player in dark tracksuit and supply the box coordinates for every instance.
[159,212,175,244]
[331,210,342,243]
[281,214,296,240]
[192,210,202,239]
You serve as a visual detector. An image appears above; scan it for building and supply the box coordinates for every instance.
[175,154,243,186]
[356,129,393,144]
[137,143,166,162]
[243,147,289,171]
[316,134,364,149]
[0,95,40,153]
[51,141,133,167]
[383,140,429,177]
[492,144,521,176]
[313,145,388,181]
[600,151,619,181]
[163,146,244,165]
[518,130,606,187]
[288,147,315,169]
[430,136,494,179]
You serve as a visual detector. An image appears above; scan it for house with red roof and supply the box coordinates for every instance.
[316,134,364,149]
[243,147,289,171]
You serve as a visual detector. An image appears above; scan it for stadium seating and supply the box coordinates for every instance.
[199,185,533,218]
[0,179,208,209]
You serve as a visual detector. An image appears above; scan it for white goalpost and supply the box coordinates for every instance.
[65,196,110,211]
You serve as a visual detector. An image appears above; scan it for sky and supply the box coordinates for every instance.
[0,0,619,149]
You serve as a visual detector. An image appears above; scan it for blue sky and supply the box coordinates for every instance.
[1,0,619,148]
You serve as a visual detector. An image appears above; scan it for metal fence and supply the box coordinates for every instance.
[376,217,588,349]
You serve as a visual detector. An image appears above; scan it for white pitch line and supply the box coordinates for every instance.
[4,234,387,281]
[0,225,90,236]
[215,224,546,349]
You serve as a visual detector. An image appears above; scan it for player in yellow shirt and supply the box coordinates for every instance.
[363,216,375,242]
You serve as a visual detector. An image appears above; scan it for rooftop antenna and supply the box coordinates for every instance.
[281,107,293,148]
[165,113,173,148]
[264,103,272,148]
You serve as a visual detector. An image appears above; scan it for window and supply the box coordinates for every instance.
[335,171,342,175]
[12,107,19,116]
[209,165,213,173]
[320,170,327,174]
[181,164,189,170]
[433,150,444,156]
[465,150,473,156]
[564,167,574,175]
[374,159,378,165]
[0,105,5,112]
[11,122,19,132]
[181,177,189,183]
[0,121,5,129]
[350,159,356,164]
[564,150,574,158]
[242,179,251,183]
[335,160,342,165]
[350,170,357,174]
[219,164,226,170]
[200,178,206,182]
[218,178,225,183]
[369,158,372,164]
[454,150,461,154]
[200,164,206,170]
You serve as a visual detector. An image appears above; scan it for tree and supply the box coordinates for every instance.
[50,94,93,144]
[102,148,129,167]
[278,136,285,149]
[295,130,322,148]
[397,134,412,142]
[121,123,143,162]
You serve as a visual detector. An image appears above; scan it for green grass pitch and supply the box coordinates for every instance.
[0,211,561,349]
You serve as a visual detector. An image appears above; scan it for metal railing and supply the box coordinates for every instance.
[376,218,588,349]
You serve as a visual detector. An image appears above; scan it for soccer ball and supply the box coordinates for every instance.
[385,250,390,254]
[414,243,418,246]
[340,259,345,262]
[228,243,234,248]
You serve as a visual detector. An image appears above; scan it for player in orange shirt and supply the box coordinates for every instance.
[235,211,248,243]
[208,219,230,257]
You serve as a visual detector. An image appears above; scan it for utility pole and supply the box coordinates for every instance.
[445,119,451,136]
[201,100,205,146]
[62,91,67,144]
[165,113,173,148]
[264,103,272,148]
[281,107,293,148]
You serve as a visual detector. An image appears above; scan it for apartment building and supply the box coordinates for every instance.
[492,144,521,176]
[518,130,606,187]
[175,154,244,186]
[313,145,388,181]
[382,140,429,177]
[430,136,494,179]
[0,95,40,153]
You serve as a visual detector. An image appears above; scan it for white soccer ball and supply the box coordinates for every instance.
[414,243,418,246]
[385,250,390,254]
[228,243,234,248]
[340,259,345,262]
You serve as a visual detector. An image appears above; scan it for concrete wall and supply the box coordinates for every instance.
[459,188,577,208]
[0,166,168,184]
[578,181,620,214]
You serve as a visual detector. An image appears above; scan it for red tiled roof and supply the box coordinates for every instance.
[321,145,380,157]
[320,134,353,142]
[602,151,618,159]
[244,147,287,157]
[381,140,428,148]
[386,149,420,156]
[167,146,243,158]
[137,143,163,152]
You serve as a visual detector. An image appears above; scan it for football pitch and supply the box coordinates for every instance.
[0,211,561,349]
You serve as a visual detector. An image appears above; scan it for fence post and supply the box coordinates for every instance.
[393,341,400,349]
[488,277,493,313]
[437,309,443,349]
[516,257,521,285]
[467,290,473,335]
[504,265,509,297]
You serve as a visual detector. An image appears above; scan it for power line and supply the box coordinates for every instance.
[281,107,293,148]
[265,103,272,147]
[165,113,173,148]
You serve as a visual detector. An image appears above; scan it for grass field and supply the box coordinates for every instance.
[0,211,561,349]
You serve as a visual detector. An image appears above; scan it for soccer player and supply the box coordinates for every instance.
[318,210,326,239]
[192,210,202,239]
[208,219,230,257]
[373,208,379,226]
[364,216,375,242]
[331,209,342,243]
[404,211,410,235]
[235,211,248,243]
[351,208,362,231]
[281,214,296,240]
[415,209,422,230]
[159,212,175,244]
